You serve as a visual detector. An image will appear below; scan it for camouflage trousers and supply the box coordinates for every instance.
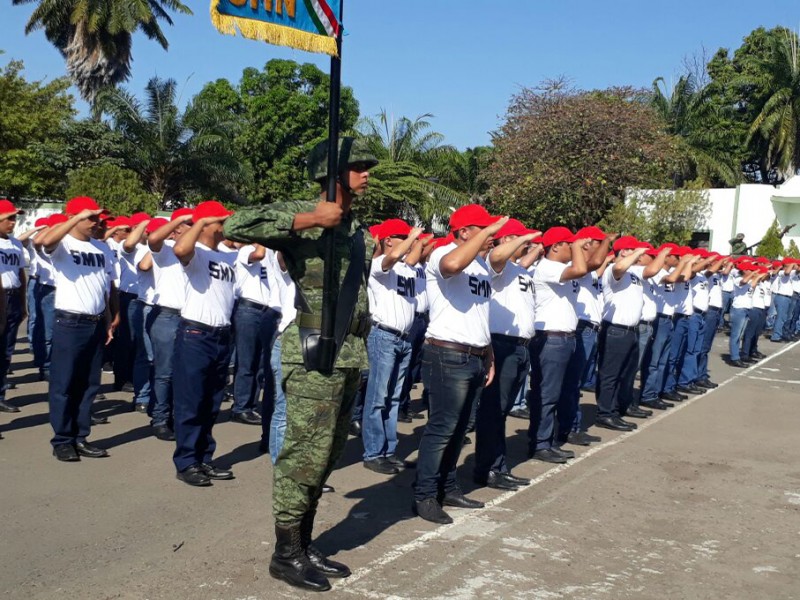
[272,364,361,524]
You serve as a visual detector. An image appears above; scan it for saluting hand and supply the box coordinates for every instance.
[312,201,343,229]
[77,208,105,221]
[484,216,510,237]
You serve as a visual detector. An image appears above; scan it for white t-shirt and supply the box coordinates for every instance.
[274,259,297,334]
[643,270,666,322]
[181,243,237,327]
[663,278,693,316]
[752,280,767,309]
[708,272,723,308]
[731,276,754,309]
[47,234,115,314]
[134,245,155,304]
[24,239,37,279]
[149,240,186,310]
[573,271,603,325]
[721,273,734,293]
[691,274,710,312]
[762,279,772,307]
[425,243,491,347]
[772,273,793,296]
[368,257,417,333]
[236,245,282,310]
[653,269,674,317]
[118,244,143,295]
[34,245,56,287]
[601,265,645,326]
[413,264,429,314]
[0,237,24,289]
[533,258,578,332]
[488,255,536,339]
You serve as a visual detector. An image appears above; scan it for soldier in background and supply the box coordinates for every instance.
[729,233,747,256]
[224,137,378,593]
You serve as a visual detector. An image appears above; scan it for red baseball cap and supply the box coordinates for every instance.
[432,233,456,248]
[193,200,234,221]
[368,224,383,240]
[692,248,710,258]
[380,219,412,238]
[47,214,69,226]
[493,218,534,240]
[613,236,643,252]
[542,226,577,248]
[449,204,499,230]
[145,217,169,234]
[0,199,25,215]
[65,196,108,216]
[130,212,151,226]
[575,226,605,241]
[34,217,49,227]
[171,207,194,222]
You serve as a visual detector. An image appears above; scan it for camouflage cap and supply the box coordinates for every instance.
[307,137,379,182]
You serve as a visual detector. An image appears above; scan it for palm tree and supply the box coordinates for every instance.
[748,28,800,179]
[13,0,192,106]
[355,110,467,228]
[96,77,250,208]
[651,75,741,187]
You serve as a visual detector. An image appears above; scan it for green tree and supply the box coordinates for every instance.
[433,146,492,202]
[487,80,680,230]
[0,58,75,198]
[754,219,786,259]
[786,239,800,258]
[195,59,360,204]
[599,189,710,246]
[13,0,192,106]
[97,76,250,208]
[355,110,467,227]
[65,163,157,216]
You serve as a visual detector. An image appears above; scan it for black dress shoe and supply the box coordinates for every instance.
[153,425,175,441]
[53,444,80,462]
[409,410,425,420]
[741,357,757,364]
[176,465,212,487]
[752,351,766,359]
[475,471,519,490]
[694,379,719,389]
[397,411,413,424]
[363,457,399,475]
[502,471,531,485]
[322,484,335,493]
[659,391,684,402]
[75,442,109,458]
[90,415,109,425]
[676,385,704,395]
[728,359,748,368]
[550,446,575,459]
[641,399,671,410]
[0,400,19,413]
[442,491,484,509]
[567,431,601,446]
[384,455,405,469]
[348,421,362,437]
[95,393,106,400]
[134,403,148,414]
[200,463,234,480]
[530,448,568,463]
[625,407,651,418]
[230,410,261,425]
[413,498,453,524]
[462,436,472,445]
[509,408,530,420]
[614,417,637,429]
[595,416,633,432]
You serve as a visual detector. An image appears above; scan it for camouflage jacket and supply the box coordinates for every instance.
[224,200,372,369]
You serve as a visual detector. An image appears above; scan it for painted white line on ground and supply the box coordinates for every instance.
[746,375,800,384]
[335,340,800,595]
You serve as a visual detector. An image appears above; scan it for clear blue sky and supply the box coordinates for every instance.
[2,1,797,149]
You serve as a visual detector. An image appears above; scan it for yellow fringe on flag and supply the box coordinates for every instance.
[210,1,339,57]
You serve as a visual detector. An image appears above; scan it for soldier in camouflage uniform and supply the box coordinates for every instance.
[224,137,378,593]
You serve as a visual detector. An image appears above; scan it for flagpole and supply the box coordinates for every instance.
[318,0,345,374]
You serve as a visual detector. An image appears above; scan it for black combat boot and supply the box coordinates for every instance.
[269,522,331,591]
[301,510,351,578]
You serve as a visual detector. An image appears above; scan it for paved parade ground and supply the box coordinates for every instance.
[2,332,799,600]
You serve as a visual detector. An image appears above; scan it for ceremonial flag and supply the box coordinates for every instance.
[210,0,342,56]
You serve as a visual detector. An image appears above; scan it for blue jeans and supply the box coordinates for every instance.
[414,343,486,501]
[268,335,285,464]
[399,314,427,414]
[172,321,232,473]
[147,307,181,427]
[362,327,413,461]
[26,277,36,354]
[729,307,749,362]
[512,377,529,410]
[596,324,639,418]
[580,326,599,391]
[3,291,22,367]
[528,333,577,452]
[789,294,800,335]
[742,307,765,357]
[640,315,673,402]
[637,321,653,372]
[113,291,136,388]
[664,314,690,392]
[129,300,153,407]
[48,314,104,447]
[698,307,721,380]
[560,325,594,437]
[680,313,704,386]
[32,282,55,375]
[721,291,733,326]
[772,294,792,340]
[232,303,279,415]
[475,336,529,478]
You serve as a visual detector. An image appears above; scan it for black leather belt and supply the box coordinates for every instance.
[415,311,429,319]
[639,320,654,325]
[55,309,104,323]
[673,313,689,320]
[154,305,181,316]
[656,312,672,319]
[36,282,55,291]
[694,308,707,316]
[238,298,273,312]
[535,330,576,338]
[425,338,491,357]
[577,319,600,332]
[181,318,231,334]
[373,322,411,340]
[602,321,638,332]
[491,333,529,346]
[708,306,722,311]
